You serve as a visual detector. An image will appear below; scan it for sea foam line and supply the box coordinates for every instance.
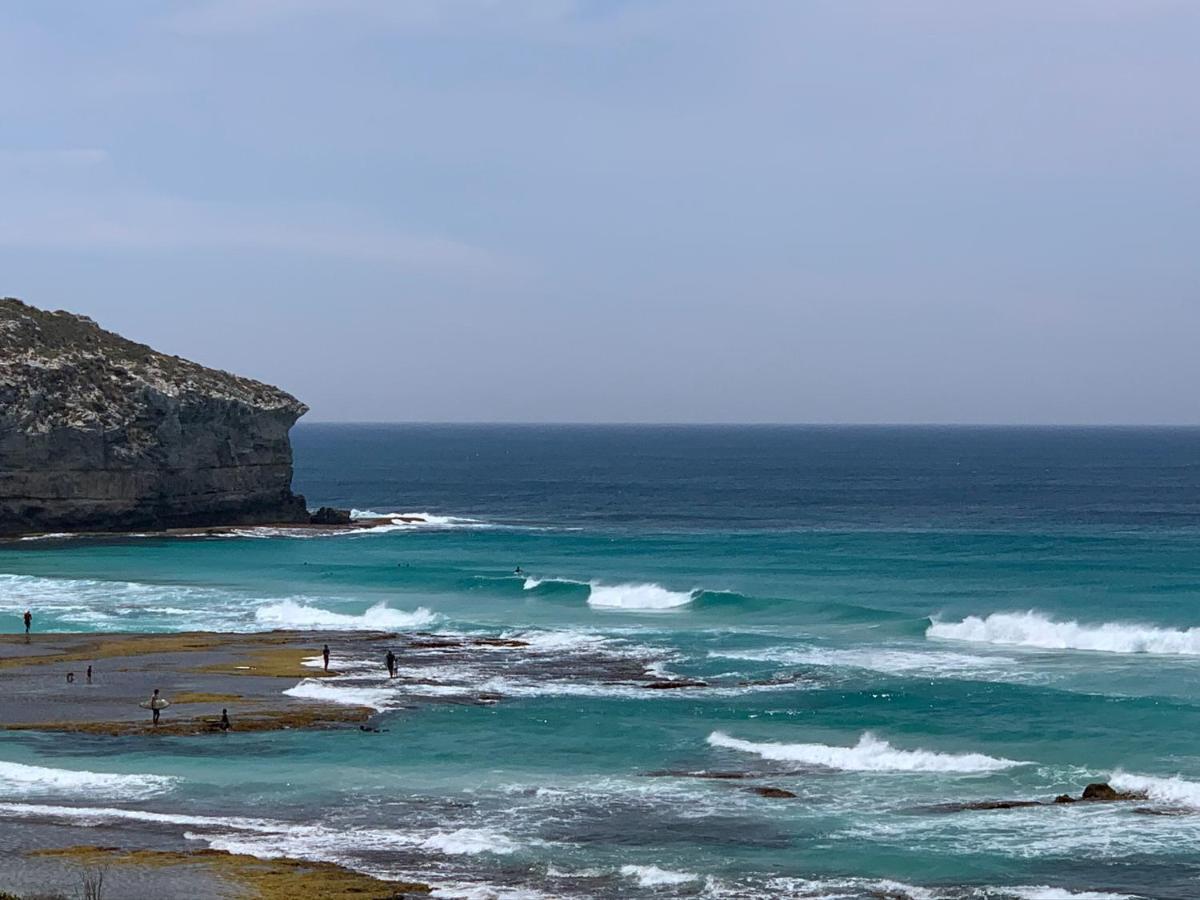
[707,731,1026,773]
[0,761,176,800]
[928,611,1200,655]
[254,599,437,630]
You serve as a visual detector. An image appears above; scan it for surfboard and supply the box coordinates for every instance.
[138,698,171,710]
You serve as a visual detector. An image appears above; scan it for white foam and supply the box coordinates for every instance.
[282,679,398,711]
[1109,771,1200,809]
[431,883,551,900]
[928,611,1200,655]
[349,509,495,532]
[254,599,436,630]
[522,576,586,590]
[587,582,695,611]
[707,731,1024,773]
[711,646,1021,681]
[0,802,278,832]
[620,864,699,887]
[498,629,610,653]
[1000,889,1137,900]
[420,828,519,855]
[0,761,176,800]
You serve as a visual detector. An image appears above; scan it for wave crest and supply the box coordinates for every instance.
[587,582,696,610]
[1110,771,1200,809]
[254,600,436,631]
[0,760,176,800]
[928,611,1200,655]
[707,731,1024,772]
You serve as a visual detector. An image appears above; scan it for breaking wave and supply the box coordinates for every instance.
[928,611,1200,655]
[282,679,399,711]
[619,865,699,887]
[254,599,437,630]
[0,761,176,800]
[587,582,696,610]
[710,645,1022,682]
[1109,771,1200,809]
[707,731,1025,772]
[349,509,497,533]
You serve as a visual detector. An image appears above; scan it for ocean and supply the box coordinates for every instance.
[3,424,1200,899]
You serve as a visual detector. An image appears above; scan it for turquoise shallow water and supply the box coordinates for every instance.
[2,425,1200,898]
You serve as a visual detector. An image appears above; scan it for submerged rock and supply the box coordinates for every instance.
[750,786,798,799]
[642,679,709,690]
[929,781,1150,814]
[0,297,309,534]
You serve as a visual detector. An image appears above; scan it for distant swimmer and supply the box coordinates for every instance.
[220,709,231,732]
[322,644,331,672]
[385,649,397,678]
[23,610,31,635]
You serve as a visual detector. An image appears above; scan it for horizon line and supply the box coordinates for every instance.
[295,420,1200,428]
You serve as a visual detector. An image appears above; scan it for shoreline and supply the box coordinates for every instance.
[0,515,407,543]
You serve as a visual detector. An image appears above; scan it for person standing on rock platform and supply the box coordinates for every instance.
[323,644,331,672]
[149,688,163,725]
[385,649,397,678]
[23,610,31,637]
[220,709,231,732]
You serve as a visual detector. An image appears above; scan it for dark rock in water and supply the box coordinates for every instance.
[310,506,352,525]
[928,799,1045,812]
[642,679,709,690]
[1053,782,1147,804]
[750,786,797,799]
[1082,782,1142,802]
[0,298,308,534]
[928,782,1149,814]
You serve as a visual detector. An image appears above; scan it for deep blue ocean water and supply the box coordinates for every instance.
[3,425,1200,899]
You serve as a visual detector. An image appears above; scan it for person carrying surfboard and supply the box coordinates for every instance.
[143,688,170,725]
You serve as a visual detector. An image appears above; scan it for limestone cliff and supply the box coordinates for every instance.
[0,298,309,534]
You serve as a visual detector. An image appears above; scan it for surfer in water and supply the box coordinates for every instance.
[385,649,397,678]
[322,644,331,672]
[514,566,523,576]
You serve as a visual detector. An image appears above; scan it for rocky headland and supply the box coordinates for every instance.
[0,297,309,535]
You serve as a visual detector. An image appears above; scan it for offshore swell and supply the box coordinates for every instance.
[2,425,1200,899]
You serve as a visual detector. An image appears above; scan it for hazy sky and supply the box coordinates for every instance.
[2,1,1198,424]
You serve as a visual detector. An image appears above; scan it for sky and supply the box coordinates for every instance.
[1,1,1198,424]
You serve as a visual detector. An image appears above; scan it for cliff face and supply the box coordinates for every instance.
[0,298,309,534]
